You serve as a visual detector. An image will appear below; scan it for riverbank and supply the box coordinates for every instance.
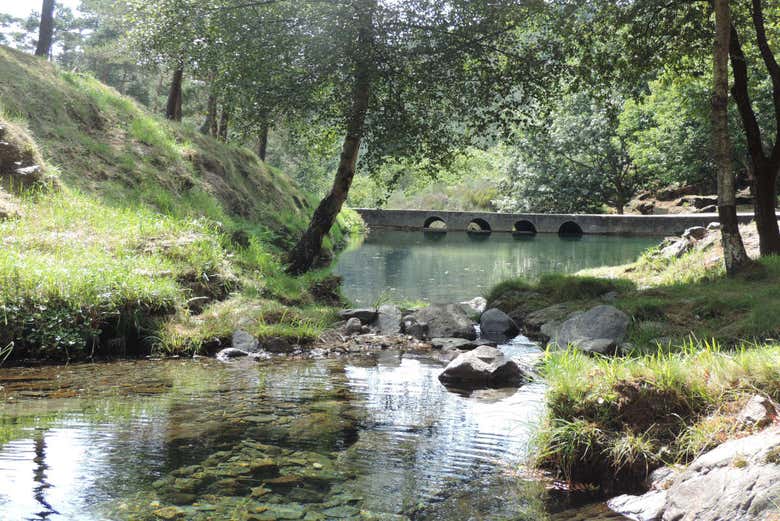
[0,46,362,364]
[485,223,780,515]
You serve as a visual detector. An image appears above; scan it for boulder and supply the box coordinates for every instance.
[215,348,267,362]
[339,308,378,323]
[706,221,721,231]
[438,345,531,389]
[682,226,707,241]
[659,239,692,259]
[737,395,777,428]
[345,317,363,335]
[232,330,260,353]
[479,308,520,342]
[549,305,629,354]
[609,427,780,521]
[375,304,402,335]
[525,303,578,337]
[410,304,477,340]
[401,315,429,340]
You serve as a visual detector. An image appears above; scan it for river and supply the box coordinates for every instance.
[0,230,657,520]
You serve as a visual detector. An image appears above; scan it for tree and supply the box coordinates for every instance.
[714,0,750,274]
[165,66,184,121]
[729,0,780,255]
[34,0,55,58]
[498,93,646,214]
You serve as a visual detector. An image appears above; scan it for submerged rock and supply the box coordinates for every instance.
[609,427,780,521]
[479,308,520,342]
[410,304,477,340]
[438,345,531,389]
[548,305,629,354]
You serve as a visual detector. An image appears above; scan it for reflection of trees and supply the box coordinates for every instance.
[33,430,58,519]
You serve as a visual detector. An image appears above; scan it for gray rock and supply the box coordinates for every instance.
[411,304,477,340]
[609,427,780,521]
[608,490,667,521]
[232,330,260,353]
[438,345,531,389]
[376,304,402,335]
[345,317,363,335]
[430,337,494,351]
[706,221,721,231]
[525,303,578,334]
[401,316,429,340]
[737,395,777,428]
[659,238,692,259]
[682,226,707,241]
[550,305,629,354]
[339,308,378,323]
[479,308,520,342]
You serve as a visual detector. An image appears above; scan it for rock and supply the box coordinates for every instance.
[549,305,629,354]
[375,304,402,334]
[430,337,493,351]
[737,394,777,428]
[232,330,260,353]
[682,226,707,241]
[339,308,378,323]
[216,348,251,361]
[438,345,531,389]
[609,427,780,521]
[706,221,721,231]
[525,303,578,336]
[644,466,680,491]
[410,304,477,340]
[153,506,185,520]
[659,238,692,259]
[459,297,487,315]
[479,308,520,342]
[401,315,430,340]
[697,204,717,214]
[608,491,667,521]
[345,317,363,335]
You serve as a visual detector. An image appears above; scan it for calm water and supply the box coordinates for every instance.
[335,230,659,305]
[0,229,651,520]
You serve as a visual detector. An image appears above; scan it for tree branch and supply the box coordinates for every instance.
[750,0,780,164]
[729,24,766,164]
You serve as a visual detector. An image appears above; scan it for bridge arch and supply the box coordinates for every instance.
[558,221,583,237]
[467,218,491,233]
[423,216,447,230]
[513,220,537,235]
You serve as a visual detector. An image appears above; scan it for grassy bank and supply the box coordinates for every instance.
[0,46,361,362]
[485,230,780,491]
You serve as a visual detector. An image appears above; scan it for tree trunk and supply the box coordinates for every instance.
[714,0,750,275]
[257,122,269,161]
[200,93,217,136]
[35,0,55,58]
[753,163,780,255]
[218,107,229,142]
[165,67,184,122]
[287,1,375,275]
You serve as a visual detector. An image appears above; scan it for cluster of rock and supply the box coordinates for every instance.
[655,223,719,260]
[627,184,752,216]
[609,395,779,521]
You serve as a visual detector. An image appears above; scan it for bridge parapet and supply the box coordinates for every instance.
[352,208,759,236]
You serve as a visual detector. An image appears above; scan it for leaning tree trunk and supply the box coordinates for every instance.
[200,93,217,136]
[35,0,55,58]
[714,0,750,274]
[165,67,184,121]
[287,1,374,275]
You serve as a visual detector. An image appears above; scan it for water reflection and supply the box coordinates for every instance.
[335,230,658,305]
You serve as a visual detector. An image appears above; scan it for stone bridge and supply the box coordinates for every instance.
[352,208,759,236]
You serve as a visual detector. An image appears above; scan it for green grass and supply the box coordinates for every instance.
[535,342,780,488]
[0,45,362,362]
